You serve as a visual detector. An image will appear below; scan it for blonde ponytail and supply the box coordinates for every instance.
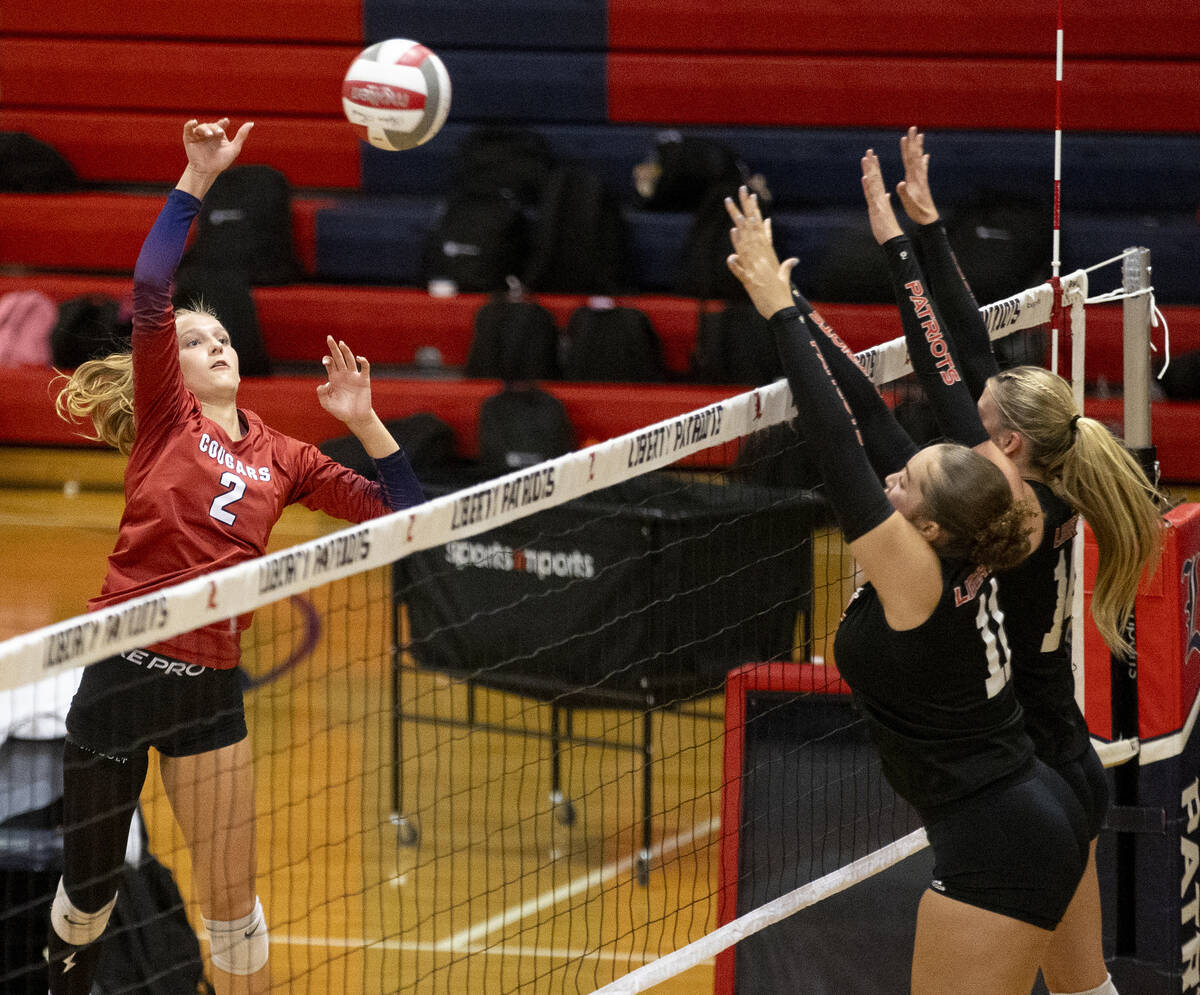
[52,304,216,457]
[988,366,1162,656]
[54,353,135,456]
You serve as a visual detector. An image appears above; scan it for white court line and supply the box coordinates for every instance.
[269,934,699,965]
[436,816,721,954]
[256,816,721,968]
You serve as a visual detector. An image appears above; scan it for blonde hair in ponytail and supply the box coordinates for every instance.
[52,303,218,457]
[55,353,135,456]
[987,365,1162,655]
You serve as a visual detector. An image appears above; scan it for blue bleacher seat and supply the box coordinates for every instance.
[314,197,441,284]
[363,125,1200,217]
[364,0,608,51]
[434,51,607,122]
[1061,212,1200,305]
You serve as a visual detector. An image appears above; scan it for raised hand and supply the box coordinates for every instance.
[724,186,796,319]
[316,336,376,428]
[895,126,939,225]
[182,117,254,179]
[861,149,904,246]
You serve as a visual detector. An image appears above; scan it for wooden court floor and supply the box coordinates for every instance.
[0,446,858,993]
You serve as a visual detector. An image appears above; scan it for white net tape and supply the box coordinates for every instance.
[0,270,1088,695]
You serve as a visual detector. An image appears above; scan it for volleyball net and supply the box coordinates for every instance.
[0,261,1158,993]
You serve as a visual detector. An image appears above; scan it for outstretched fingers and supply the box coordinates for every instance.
[896,126,938,225]
[723,186,794,318]
[861,149,904,245]
[323,336,360,375]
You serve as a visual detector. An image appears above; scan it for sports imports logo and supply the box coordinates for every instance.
[444,540,595,581]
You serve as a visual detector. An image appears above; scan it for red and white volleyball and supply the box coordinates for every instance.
[341,39,451,151]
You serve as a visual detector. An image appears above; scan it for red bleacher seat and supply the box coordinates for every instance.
[0,366,742,464]
[607,0,1199,59]
[608,53,1200,133]
[0,0,362,41]
[0,193,327,276]
[0,111,360,190]
[0,39,354,117]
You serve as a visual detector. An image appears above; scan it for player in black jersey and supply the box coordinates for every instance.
[859,128,1162,995]
[725,185,1090,994]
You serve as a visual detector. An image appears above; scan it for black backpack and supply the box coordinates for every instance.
[180,165,300,285]
[675,183,765,300]
[477,385,574,477]
[943,190,1052,305]
[692,300,783,384]
[523,162,633,295]
[465,296,560,381]
[95,852,214,995]
[173,265,272,376]
[0,132,78,192]
[446,126,557,206]
[562,305,665,382]
[422,127,558,293]
[50,295,131,369]
[735,418,823,491]
[421,193,530,293]
[1159,350,1200,400]
[638,133,748,212]
[805,221,895,304]
[320,412,457,479]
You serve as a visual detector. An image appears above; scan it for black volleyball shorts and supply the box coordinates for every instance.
[1053,745,1110,841]
[66,649,248,760]
[923,759,1090,930]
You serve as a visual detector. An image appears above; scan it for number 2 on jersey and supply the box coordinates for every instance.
[209,471,246,525]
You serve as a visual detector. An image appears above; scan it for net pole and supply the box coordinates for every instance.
[1122,247,1154,458]
[1109,246,1154,958]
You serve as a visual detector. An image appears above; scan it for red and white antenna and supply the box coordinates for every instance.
[1050,0,1065,373]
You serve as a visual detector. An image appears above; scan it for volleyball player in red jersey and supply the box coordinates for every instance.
[858,129,1160,995]
[726,186,1091,993]
[47,118,424,995]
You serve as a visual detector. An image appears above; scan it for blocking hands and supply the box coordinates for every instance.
[724,186,797,320]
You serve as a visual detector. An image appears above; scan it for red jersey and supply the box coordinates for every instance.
[90,195,395,668]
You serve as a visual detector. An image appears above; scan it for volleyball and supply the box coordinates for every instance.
[341,39,451,152]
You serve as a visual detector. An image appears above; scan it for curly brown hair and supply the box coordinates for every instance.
[916,443,1035,572]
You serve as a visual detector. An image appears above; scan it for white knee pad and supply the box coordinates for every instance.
[50,878,117,945]
[204,896,269,975]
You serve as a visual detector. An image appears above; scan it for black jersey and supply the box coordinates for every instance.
[833,557,1034,815]
[998,480,1091,766]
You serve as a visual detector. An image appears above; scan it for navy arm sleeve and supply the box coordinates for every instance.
[373,449,425,510]
[791,288,917,479]
[770,306,894,542]
[134,188,200,291]
[912,220,999,400]
[880,236,990,448]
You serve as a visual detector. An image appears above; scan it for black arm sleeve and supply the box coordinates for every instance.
[770,306,895,542]
[373,449,425,510]
[791,288,917,479]
[912,220,999,400]
[880,236,990,448]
